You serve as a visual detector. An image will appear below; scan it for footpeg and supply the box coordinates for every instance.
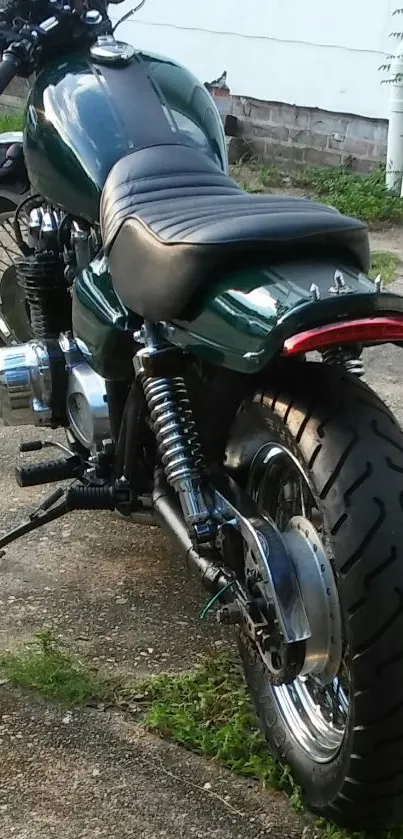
[15,456,84,487]
[67,485,122,511]
[0,481,133,554]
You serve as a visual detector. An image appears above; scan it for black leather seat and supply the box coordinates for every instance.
[101,144,370,322]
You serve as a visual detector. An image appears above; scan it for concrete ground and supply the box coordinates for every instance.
[1,231,403,838]
[0,442,314,839]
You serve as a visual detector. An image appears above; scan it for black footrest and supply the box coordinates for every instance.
[15,456,83,488]
[66,485,118,511]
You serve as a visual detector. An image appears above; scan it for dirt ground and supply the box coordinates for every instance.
[1,231,403,838]
[370,226,403,260]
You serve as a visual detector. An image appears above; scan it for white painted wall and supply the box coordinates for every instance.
[110,0,398,120]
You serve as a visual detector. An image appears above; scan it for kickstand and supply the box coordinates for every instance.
[0,487,70,556]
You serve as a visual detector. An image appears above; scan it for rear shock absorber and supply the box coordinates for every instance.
[16,250,72,340]
[322,347,365,378]
[134,326,217,541]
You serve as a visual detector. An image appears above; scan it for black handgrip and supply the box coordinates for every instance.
[15,456,83,488]
[0,54,19,96]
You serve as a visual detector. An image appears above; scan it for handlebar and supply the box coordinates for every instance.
[0,0,111,92]
[0,51,20,96]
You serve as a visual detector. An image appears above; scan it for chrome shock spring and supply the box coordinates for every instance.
[142,373,216,534]
[135,322,218,538]
[322,347,365,378]
[143,375,204,487]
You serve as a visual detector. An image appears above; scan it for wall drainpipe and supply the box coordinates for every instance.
[386,40,403,194]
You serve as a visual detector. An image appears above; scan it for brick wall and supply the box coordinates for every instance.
[230,96,388,172]
[0,79,388,173]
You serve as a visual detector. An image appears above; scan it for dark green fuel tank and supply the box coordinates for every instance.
[24,48,227,223]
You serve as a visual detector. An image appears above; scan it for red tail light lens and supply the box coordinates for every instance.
[283,316,403,356]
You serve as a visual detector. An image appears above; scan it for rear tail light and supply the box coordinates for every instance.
[283,316,403,356]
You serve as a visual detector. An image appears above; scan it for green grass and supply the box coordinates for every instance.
[3,633,403,838]
[297,167,403,224]
[0,111,24,132]
[129,660,403,839]
[121,658,403,839]
[0,629,103,706]
[370,251,400,284]
[133,654,304,810]
[231,162,403,224]
[2,637,295,796]
[0,638,302,808]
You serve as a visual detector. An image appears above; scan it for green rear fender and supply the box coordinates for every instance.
[160,260,403,374]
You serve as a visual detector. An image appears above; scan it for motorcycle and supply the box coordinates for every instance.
[1,0,403,830]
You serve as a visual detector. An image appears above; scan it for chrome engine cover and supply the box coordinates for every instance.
[66,361,110,449]
[0,337,110,449]
[0,341,52,426]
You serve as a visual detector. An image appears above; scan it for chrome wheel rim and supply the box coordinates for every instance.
[248,442,349,763]
[274,674,348,762]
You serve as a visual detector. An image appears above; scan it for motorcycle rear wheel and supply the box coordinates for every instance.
[228,361,403,829]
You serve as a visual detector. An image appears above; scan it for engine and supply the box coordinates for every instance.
[0,335,110,448]
[0,202,111,450]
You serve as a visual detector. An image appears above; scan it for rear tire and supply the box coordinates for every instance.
[229,360,403,829]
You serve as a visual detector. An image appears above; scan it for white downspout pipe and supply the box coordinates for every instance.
[386,40,403,194]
